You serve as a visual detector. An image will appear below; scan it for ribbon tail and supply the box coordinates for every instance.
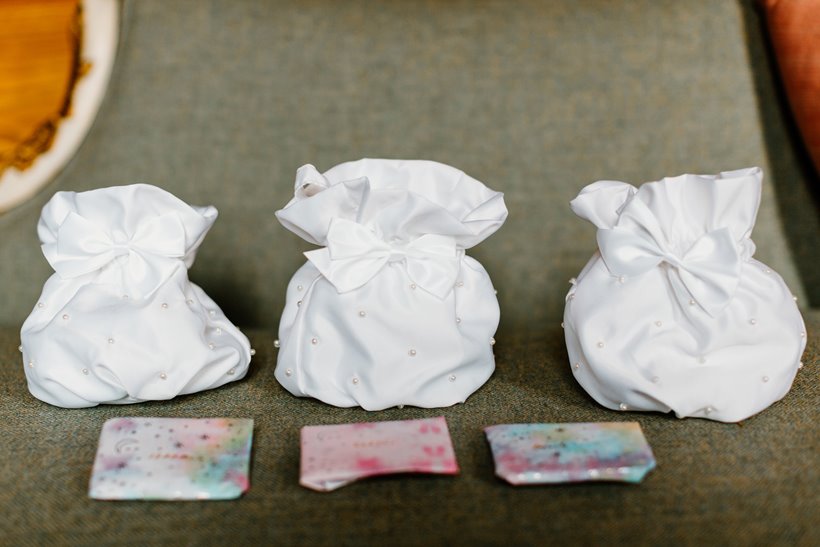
[678,263,740,317]
[678,228,741,317]
[405,256,460,299]
[305,248,388,293]
[123,251,182,299]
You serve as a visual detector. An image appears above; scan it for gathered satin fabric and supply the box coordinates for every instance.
[564,168,806,422]
[275,159,508,410]
[20,184,252,408]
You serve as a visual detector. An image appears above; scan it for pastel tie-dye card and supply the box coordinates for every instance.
[484,422,656,485]
[89,417,253,500]
[300,416,459,492]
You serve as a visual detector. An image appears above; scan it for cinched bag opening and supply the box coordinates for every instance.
[274,159,508,410]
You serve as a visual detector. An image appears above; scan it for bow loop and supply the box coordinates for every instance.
[42,212,187,299]
[596,202,741,317]
[305,218,460,299]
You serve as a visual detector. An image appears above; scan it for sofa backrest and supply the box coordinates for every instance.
[0,0,809,332]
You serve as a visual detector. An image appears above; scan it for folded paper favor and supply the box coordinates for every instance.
[20,184,252,408]
[484,422,656,485]
[300,416,459,491]
[275,159,508,410]
[89,417,254,500]
[564,168,806,422]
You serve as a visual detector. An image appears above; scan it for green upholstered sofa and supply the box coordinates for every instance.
[1,1,817,544]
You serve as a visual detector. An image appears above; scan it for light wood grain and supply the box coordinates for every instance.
[0,0,80,173]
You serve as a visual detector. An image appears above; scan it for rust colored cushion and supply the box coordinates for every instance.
[764,0,820,174]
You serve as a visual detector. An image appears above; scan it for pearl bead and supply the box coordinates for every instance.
[62,314,69,320]
[689,299,696,306]
[573,362,580,370]
[398,405,404,409]
[250,348,256,356]
[597,341,604,348]
[568,294,575,300]
[800,331,806,338]
[765,268,771,274]
[311,337,318,345]
[159,372,167,380]
[186,299,194,305]
[18,345,23,352]
[410,283,417,290]
[655,320,662,327]
[28,361,34,368]
[456,281,464,287]
[494,289,498,295]
[456,317,462,324]
[408,349,417,356]
[619,403,628,411]
[285,368,292,376]
[352,377,359,385]
[161,303,168,309]
[208,342,215,350]
[37,302,44,308]
[215,328,222,335]
[749,318,757,325]
[358,310,366,317]
[490,338,496,346]
[705,406,713,415]
[448,374,456,382]
[82,368,89,375]
[297,285,303,291]
[227,368,235,375]
[762,376,769,383]
[798,361,803,370]
[273,339,280,348]
[108,338,115,344]
[208,310,215,317]
[618,276,625,284]
[297,300,302,307]
[793,295,798,302]
[560,322,564,328]
[569,277,577,284]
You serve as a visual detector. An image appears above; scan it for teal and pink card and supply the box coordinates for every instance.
[89,417,253,500]
[300,416,459,491]
[484,422,656,485]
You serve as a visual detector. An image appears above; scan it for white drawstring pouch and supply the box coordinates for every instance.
[20,184,252,408]
[275,159,508,410]
[564,167,806,422]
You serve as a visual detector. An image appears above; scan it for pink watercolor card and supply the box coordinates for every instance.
[484,422,656,485]
[89,417,253,500]
[300,416,459,492]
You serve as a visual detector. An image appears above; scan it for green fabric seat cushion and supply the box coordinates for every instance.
[1,315,817,544]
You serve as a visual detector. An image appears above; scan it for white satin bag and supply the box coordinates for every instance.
[275,159,507,410]
[20,184,252,408]
[564,167,806,422]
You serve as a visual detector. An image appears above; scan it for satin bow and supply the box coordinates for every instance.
[596,199,741,317]
[42,211,187,298]
[305,218,460,299]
